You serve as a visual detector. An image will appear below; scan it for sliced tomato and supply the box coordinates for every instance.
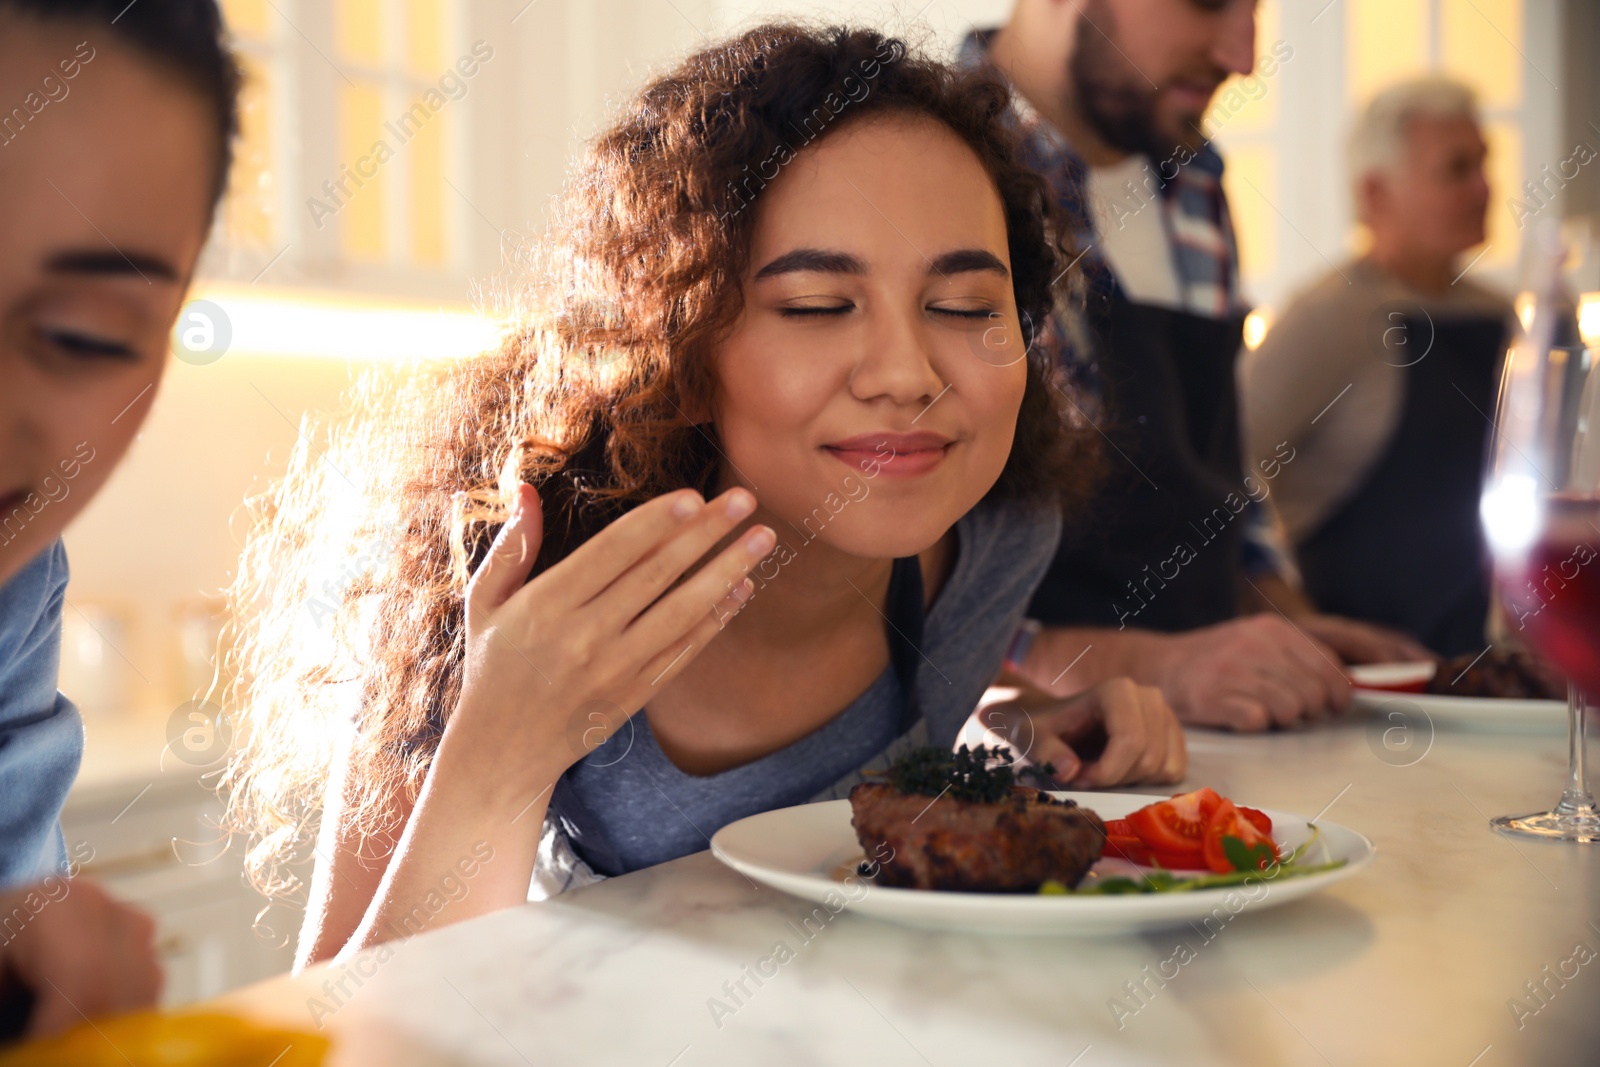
[1148,846,1211,870]
[1097,818,1151,865]
[1124,787,1222,867]
[1239,805,1272,836]
[1202,799,1281,874]
[1103,835,1153,865]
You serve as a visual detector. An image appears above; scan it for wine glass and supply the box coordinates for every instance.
[1479,219,1600,842]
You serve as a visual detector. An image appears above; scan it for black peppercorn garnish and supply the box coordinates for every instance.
[884,744,1057,803]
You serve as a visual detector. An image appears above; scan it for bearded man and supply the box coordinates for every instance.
[968,0,1428,731]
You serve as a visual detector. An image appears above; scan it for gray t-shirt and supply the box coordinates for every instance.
[1239,256,1509,543]
[530,496,1062,898]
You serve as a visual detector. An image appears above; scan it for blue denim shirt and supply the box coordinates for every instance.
[0,540,84,889]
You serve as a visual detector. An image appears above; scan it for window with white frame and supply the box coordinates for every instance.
[212,0,479,294]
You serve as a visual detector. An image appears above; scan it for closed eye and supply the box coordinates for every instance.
[41,328,136,359]
[779,303,853,318]
[778,304,999,320]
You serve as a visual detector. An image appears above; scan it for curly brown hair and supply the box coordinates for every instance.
[221,22,1094,901]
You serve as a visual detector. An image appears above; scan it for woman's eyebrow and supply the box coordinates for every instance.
[928,248,1009,279]
[753,248,867,279]
[753,247,1010,281]
[45,249,181,283]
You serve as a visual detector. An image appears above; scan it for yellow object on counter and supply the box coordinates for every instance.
[0,1009,329,1066]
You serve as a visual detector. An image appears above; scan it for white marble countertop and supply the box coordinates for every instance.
[217,715,1600,1067]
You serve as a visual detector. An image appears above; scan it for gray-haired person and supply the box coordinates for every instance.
[1239,77,1511,656]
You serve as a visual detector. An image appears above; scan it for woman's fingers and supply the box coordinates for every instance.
[1127,687,1172,781]
[589,489,761,630]
[1074,681,1149,788]
[1064,681,1186,788]
[965,700,1082,782]
[522,486,758,631]
[541,487,720,609]
[618,523,776,661]
[465,483,544,631]
[1023,728,1084,785]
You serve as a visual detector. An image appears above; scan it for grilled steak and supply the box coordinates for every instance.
[849,781,1105,892]
[1427,650,1564,699]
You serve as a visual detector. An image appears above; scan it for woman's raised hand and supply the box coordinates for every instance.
[975,679,1187,789]
[442,483,774,804]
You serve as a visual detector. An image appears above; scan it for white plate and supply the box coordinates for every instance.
[710,793,1373,936]
[1352,689,1566,731]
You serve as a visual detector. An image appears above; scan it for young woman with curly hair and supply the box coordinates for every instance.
[222,23,1187,965]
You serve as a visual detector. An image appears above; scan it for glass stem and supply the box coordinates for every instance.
[1557,685,1598,816]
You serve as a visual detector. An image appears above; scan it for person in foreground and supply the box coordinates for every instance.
[1240,77,1508,657]
[0,0,240,1037]
[221,25,1188,966]
[970,0,1430,731]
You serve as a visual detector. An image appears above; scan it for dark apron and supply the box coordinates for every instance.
[1029,291,1248,631]
[1296,316,1506,656]
[549,555,925,877]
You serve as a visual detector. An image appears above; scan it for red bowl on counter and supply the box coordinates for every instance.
[1346,661,1438,693]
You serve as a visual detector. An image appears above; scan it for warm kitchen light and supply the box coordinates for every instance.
[1242,307,1273,351]
[179,283,507,362]
[1514,291,1535,333]
[1579,291,1600,348]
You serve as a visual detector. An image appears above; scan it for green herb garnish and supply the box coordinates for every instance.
[1051,860,1347,896]
[1221,835,1278,874]
[1042,824,1345,895]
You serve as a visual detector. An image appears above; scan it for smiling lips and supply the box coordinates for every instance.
[821,431,954,478]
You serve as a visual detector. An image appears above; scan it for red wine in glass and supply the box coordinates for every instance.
[1499,496,1600,695]
[1481,220,1599,843]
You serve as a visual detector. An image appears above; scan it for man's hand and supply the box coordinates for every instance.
[0,878,162,1039]
[1296,614,1434,665]
[1013,611,1423,734]
[1238,573,1435,665]
[973,679,1186,788]
[1149,614,1352,731]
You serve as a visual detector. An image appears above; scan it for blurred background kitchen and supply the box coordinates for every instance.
[55,0,1600,1005]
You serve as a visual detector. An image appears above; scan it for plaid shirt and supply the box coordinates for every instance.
[958,29,1243,376]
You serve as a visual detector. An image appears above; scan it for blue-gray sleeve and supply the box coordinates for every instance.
[0,541,84,889]
[918,500,1064,748]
